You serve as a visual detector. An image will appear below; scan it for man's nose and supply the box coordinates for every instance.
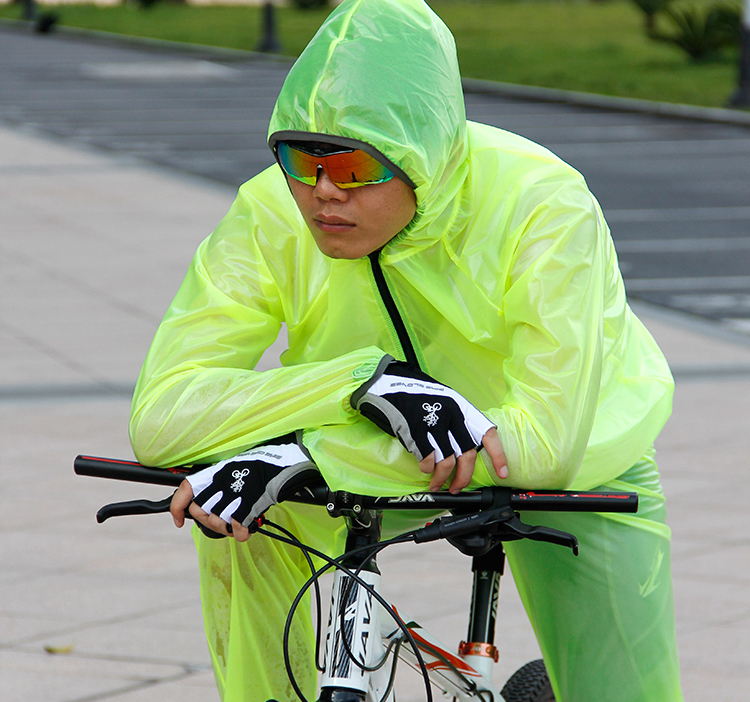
[313,168,348,200]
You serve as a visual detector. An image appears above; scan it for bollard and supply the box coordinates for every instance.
[256,1,281,54]
[730,0,750,107]
[21,0,36,21]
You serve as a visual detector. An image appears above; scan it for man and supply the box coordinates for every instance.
[129,1,683,699]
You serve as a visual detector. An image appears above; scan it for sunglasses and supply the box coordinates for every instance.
[269,132,416,190]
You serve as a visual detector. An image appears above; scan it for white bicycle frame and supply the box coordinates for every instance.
[321,567,500,702]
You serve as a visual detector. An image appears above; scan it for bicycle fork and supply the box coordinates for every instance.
[319,509,388,702]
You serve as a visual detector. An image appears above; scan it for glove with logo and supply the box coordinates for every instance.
[186,432,319,530]
[351,356,496,463]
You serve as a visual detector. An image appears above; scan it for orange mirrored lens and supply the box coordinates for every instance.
[276,142,394,188]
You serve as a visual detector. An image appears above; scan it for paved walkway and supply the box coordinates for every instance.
[2,79,749,702]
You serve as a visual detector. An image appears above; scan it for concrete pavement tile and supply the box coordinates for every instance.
[0,325,92,387]
[1,584,206,648]
[656,379,750,480]
[1,201,205,321]
[94,671,220,702]
[1,156,230,268]
[0,126,111,168]
[15,611,211,666]
[1,256,161,385]
[0,647,202,702]
[680,672,750,702]
[0,571,199,629]
[1,525,198,579]
[671,543,750,585]
[0,612,71,644]
[672,578,750,636]
[1,128,236,394]
[636,306,750,368]
[101,602,208,636]
[677,620,750,677]
[1,230,177,317]
[667,502,747,547]
[659,473,736,503]
[0,401,134,461]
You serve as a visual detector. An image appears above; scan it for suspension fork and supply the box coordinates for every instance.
[459,543,505,680]
[319,509,384,702]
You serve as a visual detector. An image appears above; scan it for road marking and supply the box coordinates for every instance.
[606,207,750,224]
[725,318,750,334]
[81,61,238,81]
[671,364,750,380]
[615,236,750,253]
[668,294,750,312]
[625,276,750,292]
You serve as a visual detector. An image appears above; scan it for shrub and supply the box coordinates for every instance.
[631,0,673,31]
[650,3,742,61]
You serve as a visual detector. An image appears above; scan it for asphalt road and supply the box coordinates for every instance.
[2,25,750,332]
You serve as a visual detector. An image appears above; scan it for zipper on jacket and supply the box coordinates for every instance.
[368,250,421,369]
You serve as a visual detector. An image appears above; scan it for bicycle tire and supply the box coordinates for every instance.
[500,659,555,702]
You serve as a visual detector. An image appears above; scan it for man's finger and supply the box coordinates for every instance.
[448,448,477,494]
[231,518,252,543]
[188,502,232,537]
[418,451,436,475]
[206,512,233,537]
[170,480,194,528]
[482,427,508,479]
[429,455,457,492]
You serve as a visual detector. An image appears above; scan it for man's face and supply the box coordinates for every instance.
[287,171,417,259]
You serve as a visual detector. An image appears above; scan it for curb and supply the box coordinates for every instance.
[462,78,750,128]
[3,18,749,127]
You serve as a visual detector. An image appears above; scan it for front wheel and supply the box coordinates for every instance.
[500,659,555,702]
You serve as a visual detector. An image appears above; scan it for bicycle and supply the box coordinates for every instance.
[74,454,639,702]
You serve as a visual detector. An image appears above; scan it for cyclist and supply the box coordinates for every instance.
[129,0,683,700]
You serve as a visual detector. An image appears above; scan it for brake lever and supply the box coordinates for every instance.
[488,514,579,555]
[412,503,578,555]
[96,496,173,523]
[95,494,227,539]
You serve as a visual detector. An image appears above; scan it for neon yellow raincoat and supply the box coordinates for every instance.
[130,1,682,700]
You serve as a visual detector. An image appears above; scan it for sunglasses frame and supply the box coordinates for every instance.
[269,131,416,190]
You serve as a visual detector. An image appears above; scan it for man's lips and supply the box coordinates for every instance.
[314,214,355,232]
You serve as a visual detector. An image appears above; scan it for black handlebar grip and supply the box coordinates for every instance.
[74,455,192,487]
[511,490,639,513]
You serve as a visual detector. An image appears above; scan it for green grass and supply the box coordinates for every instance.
[0,0,741,107]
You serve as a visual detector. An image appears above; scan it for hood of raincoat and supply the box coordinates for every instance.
[268,0,468,249]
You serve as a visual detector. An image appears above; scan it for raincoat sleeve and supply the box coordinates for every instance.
[128,182,385,468]
[484,168,611,489]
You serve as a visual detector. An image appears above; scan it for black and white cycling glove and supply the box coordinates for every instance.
[351,356,495,463]
[186,432,319,529]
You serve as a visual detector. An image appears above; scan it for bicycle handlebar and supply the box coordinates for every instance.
[74,454,639,515]
[74,455,192,487]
